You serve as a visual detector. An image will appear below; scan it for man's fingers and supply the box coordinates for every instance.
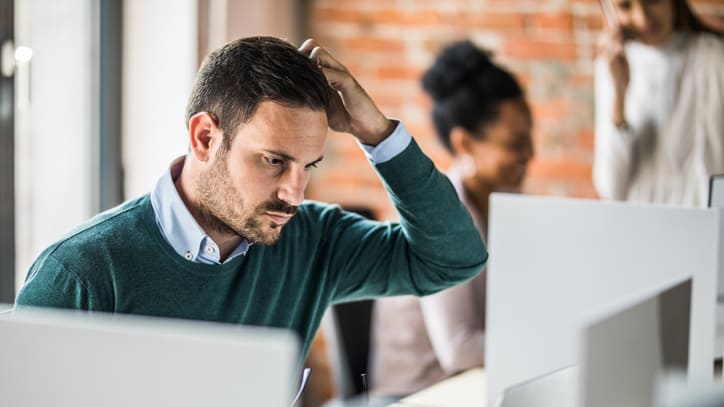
[298,38,318,57]
[299,38,346,73]
[309,46,347,73]
[319,65,354,91]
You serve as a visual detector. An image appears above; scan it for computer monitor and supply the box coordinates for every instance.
[706,174,724,357]
[0,306,299,407]
[495,365,578,407]
[578,278,691,407]
[656,371,724,407]
[486,194,719,407]
[707,174,724,208]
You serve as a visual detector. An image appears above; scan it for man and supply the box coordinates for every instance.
[16,37,487,358]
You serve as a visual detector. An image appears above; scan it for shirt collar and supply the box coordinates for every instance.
[150,156,251,264]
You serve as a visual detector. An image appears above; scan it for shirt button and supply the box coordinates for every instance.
[184,251,192,260]
[206,247,214,254]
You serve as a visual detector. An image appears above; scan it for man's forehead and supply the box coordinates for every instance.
[233,104,327,156]
[249,101,327,123]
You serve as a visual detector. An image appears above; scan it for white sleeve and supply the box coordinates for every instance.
[700,37,724,181]
[418,276,485,373]
[593,57,637,201]
[359,120,412,164]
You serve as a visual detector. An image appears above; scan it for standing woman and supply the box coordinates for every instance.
[594,0,724,207]
[370,41,533,398]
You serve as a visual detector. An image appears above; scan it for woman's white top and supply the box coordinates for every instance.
[593,32,724,207]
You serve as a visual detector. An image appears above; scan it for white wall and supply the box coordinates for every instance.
[15,0,198,291]
[15,0,95,290]
[122,0,197,199]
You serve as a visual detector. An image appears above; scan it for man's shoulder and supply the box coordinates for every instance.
[47,195,153,259]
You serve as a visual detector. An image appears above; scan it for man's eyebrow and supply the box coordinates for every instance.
[307,156,324,167]
[262,149,324,166]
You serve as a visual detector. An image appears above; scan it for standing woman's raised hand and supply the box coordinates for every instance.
[598,26,631,127]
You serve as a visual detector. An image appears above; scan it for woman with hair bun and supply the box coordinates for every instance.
[370,40,533,399]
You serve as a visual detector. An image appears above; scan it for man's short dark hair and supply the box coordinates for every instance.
[185,36,331,149]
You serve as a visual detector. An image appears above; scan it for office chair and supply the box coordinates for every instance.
[325,299,375,399]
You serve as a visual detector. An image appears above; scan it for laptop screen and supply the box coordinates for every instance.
[0,307,299,407]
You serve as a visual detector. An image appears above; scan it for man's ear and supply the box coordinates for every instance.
[188,112,220,162]
[449,127,474,157]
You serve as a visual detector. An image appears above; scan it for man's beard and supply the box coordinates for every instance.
[195,153,297,245]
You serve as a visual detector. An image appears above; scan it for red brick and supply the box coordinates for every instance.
[577,128,595,151]
[581,14,605,30]
[531,99,570,120]
[527,158,592,183]
[460,12,526,31]
[570,74,594,88]
[373,66,424,80]
[503,39,577,61]
[312,7,367,24]
[340,37,405,53]
[371,9,442,25]
[533,12,574,31]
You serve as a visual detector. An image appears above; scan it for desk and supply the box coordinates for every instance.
[387,368,486,407]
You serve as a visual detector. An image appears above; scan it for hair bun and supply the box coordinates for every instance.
[422,41,495,100]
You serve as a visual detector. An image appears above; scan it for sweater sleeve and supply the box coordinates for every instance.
[592,57,637,201]
[15,252,96,310]
[325,131,488,302]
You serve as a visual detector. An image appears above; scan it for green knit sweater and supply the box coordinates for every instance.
[16,140,487,358]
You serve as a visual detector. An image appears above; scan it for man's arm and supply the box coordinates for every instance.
[15,251,96,310]
[297,40,487,300]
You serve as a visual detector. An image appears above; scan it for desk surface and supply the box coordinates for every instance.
[388,368,486,407]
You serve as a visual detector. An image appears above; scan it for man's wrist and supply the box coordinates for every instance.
[357,118,396,146]
[360,120,409,164]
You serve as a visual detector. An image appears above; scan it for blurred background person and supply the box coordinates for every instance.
[369,40,533,400]
[594,0,724,207]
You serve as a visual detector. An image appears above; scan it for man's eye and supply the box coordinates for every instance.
[306,162,319,169]
[266,157,283,166]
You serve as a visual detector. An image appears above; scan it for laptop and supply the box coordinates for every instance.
[0,306,299,407]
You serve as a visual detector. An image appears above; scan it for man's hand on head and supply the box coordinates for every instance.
[298,39,395,146]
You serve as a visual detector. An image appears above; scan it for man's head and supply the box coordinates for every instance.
[186,36,330,150]
[184,37,331,245]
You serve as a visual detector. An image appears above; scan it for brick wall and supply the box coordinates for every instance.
[301,1,724,404]
[304,0,724,221]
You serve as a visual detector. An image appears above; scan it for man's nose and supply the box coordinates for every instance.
[277,168,306,207]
